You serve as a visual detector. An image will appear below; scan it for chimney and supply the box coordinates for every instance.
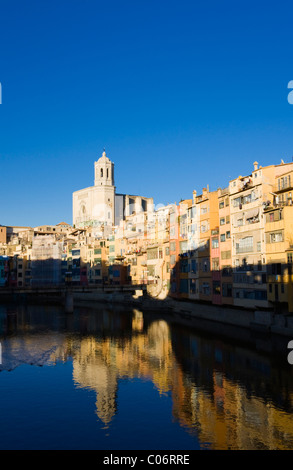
[253,161,258,171]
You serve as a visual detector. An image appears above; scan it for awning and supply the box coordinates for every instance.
[245,207,259,220]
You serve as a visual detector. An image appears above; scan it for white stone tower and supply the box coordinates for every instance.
[95,149,115,187]
[72,150,116,229]
[92,150,115,227]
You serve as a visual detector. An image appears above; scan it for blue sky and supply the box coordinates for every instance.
[1,0,293,227]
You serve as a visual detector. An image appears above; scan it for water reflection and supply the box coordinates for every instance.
[0,303,293,449]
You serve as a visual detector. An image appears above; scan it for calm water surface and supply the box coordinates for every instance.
[0,302,293,450]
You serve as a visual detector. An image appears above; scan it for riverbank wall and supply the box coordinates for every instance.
[72,289,293,339]
[1,286,293,338]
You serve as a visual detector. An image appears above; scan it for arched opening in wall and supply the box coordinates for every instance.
[101,168,103,177]
[107,168,109,179]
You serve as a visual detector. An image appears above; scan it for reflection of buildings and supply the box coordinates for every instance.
[71,316,174,424]
[170,327,293,449]
[1,303,293,449]
[72,337,119,425]
[69,311,293,449]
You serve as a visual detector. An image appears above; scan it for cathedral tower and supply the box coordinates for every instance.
[95,150,114,187]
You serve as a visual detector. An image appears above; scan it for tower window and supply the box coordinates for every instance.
[101,169,103,177]
[107,168,109,178]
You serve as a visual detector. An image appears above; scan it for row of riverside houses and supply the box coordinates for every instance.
[1,160,293,313]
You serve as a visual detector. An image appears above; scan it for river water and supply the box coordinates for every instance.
[0,301,293,450]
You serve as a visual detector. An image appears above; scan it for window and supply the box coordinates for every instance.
[236,236,253,254]
[180,279,189,293]
[202,282,210,295]
[147,248,158,260]
[190,259,197,273]
[170,254,176,265]
[226,231,231,239]
[212,238,219,248]
[72,249,80,257]
[180,259,189,273]
[221,250,231,260]
[243,193,252,205]
[220,218,225,225]
[233,197,242,207]
[190,207,196,218]
[222,283,232,297]
[189,279,196,294]
[201,222,208,233]
[212,258,219,270]
[269,232,283,243]
[213,281,221,294]
[202,259,209,272]
[220,234,226,242]
[219,201,224,209]
[180,241,188,253]
[271,263,282,275]
[278,175,291,190]
[170,242,176,252]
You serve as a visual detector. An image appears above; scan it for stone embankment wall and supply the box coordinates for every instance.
[72,289,293,338]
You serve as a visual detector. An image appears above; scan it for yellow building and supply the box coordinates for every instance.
[217,187,233,305]
[195,188,219,303]
[265,204,293,313]
[230,160,293,310]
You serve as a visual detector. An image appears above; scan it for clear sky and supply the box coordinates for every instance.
[1,0,293,227]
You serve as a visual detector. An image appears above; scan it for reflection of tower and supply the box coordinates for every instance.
[94,364,118,425]
[72,338,118,425]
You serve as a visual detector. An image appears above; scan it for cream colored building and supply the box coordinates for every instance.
[230,160,293,309]
[72,150,153,231]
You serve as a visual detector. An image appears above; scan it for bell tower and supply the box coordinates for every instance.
[95,149,114,187]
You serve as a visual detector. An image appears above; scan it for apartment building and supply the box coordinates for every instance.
[217,187,233,305]
[264,168,293,312]
[168,204,180,298]
[31,235,64,286]
[230,161,293,309]
[177,199,192,299]
[146,205,171,296]
[195,188,219,303]
[187,192,200,300]
[265,205,293,312]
